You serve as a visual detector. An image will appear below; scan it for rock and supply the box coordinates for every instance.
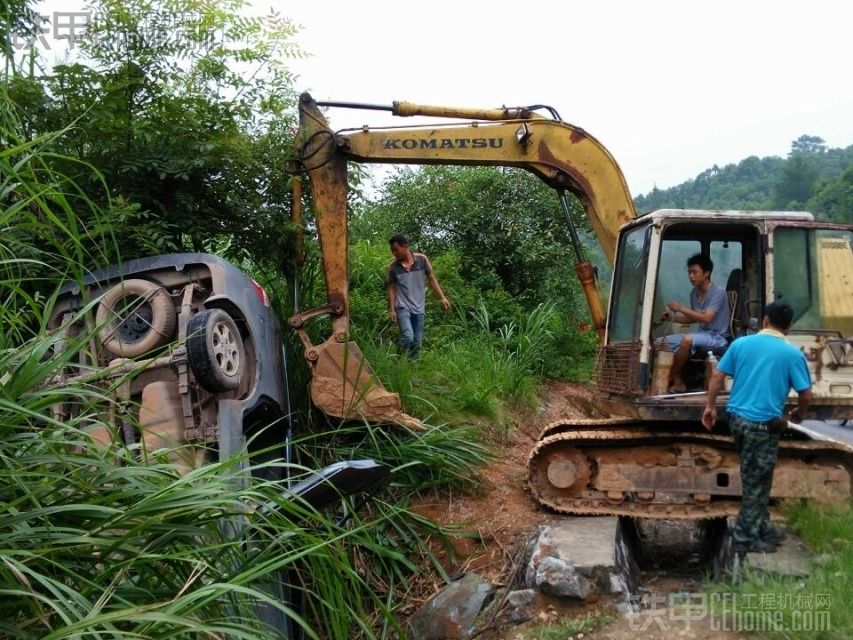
[505,589,537,624]
[628,518,709,569]
[524,517,639,601]
[532,556,593,599]
[615,600,635,615]
[407,572,494,640]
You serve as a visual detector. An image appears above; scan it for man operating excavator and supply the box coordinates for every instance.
[660,253,731,393]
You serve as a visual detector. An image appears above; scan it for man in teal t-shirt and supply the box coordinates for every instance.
[702,302,812,555]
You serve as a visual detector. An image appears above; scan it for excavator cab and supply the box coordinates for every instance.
[595,210,853,422]
[531,211,853,518]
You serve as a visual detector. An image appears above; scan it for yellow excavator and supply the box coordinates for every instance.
[289,92,853,519]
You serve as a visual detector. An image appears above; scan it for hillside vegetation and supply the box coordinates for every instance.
[636,135,853,224]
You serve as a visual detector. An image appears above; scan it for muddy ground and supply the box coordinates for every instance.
[408,380,746,639]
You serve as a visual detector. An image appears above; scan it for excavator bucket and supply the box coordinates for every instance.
[308,339,424,431]
[291,93,423,431]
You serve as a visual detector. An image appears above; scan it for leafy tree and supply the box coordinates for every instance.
[635,138,852,217]
[1,0,39,69]
[790,134,826,155]
[353,165,593,312]
[6,0,302,270]
[773,155,818,209]
[808,167,853,224]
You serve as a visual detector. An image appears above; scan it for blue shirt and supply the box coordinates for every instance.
[717,329,811,422]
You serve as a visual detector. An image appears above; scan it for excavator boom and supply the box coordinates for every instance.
[299,94,635,262]
[291,91,636,428]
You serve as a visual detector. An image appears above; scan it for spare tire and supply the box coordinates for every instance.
[96,279,177,357]
[187,308,245,392]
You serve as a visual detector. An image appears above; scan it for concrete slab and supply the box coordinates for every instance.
[711,518,815,580]
[547,516,619,567]
[745,535,813,577]
[524,517,640,600]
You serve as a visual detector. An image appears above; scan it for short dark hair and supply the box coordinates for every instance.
[765,302,794,330]
[389,234,408,247]
[687,253,713,274]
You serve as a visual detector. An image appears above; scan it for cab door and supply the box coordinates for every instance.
[771,223,853,417]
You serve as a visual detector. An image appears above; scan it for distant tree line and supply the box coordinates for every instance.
[635,135,853,224]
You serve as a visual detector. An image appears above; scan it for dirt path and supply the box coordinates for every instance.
[410,380,746,638]
[413,380,595,583]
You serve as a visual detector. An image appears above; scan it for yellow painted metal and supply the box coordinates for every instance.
[818,235,853,334]
[340,118,635,264]
[291,91,638,427]
[291,93,423,428]
[576,261,606,339]
[392,101,546,121]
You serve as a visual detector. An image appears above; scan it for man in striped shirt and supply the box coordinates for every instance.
[387,234,450,360]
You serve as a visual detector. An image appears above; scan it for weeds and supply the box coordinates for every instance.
[363,299,564,432]
[518,610,616,639]
[708,501,852,639]
[0,94,480,638]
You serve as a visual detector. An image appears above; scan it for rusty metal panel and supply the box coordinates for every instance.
[593,341,642,395]
[595,457,850,502]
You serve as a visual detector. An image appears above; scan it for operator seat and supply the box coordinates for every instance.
[724,268,750,337]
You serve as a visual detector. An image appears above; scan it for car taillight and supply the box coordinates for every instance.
[251,279,270,307]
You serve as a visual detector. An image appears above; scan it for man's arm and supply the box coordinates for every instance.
[387,281,397,322]
[788,389,812,423]
[661,305,692,324]
[666,300,717,325]
[701,368,727,431]
[422,256,450,310]
[427,273,450,310]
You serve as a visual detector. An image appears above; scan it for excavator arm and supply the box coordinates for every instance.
[290,92,636,427]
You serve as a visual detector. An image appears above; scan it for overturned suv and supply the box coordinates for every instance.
[49,253,291,476]
[49,253,390,637]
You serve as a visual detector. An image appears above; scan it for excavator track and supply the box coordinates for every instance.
[528,418,853,520]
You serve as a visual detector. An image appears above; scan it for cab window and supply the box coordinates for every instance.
[773,227,853,334]
[654,240,742,321]
[655,240,701,316]
[609,225,649,343]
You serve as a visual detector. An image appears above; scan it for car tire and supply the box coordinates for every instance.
[96,279,177,357]
[188,308,245,392]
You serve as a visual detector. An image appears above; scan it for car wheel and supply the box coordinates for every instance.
[96,279,177,357]
[188,308,245,392]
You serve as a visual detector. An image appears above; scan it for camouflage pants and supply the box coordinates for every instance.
[729,413,780,546]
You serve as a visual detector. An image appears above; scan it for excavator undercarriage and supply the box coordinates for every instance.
[528,418,852,519]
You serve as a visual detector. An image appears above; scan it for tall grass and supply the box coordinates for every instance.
[1,88,494,638]
[0,92,318,637]
[361,300,558,431]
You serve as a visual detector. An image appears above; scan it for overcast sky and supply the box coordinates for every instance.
[267,0,853,197]
[28,1,853,198]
